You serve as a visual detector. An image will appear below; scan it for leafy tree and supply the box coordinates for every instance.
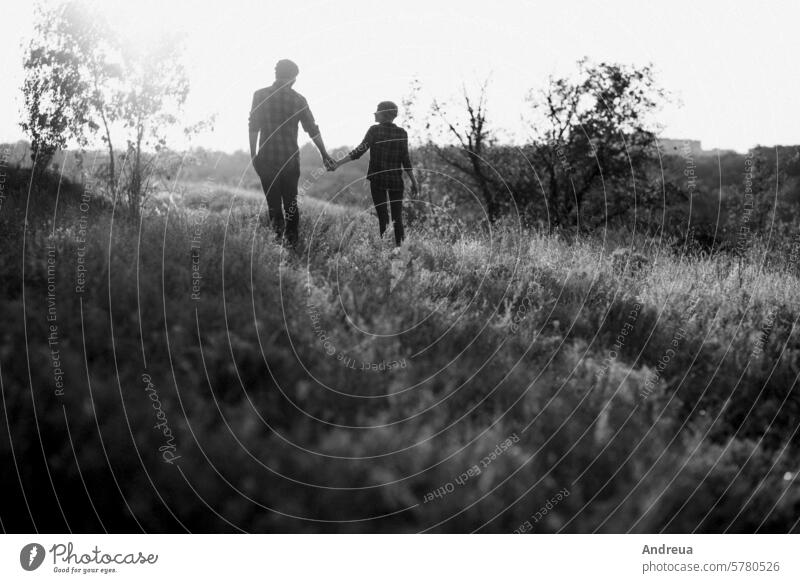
[524,59,668,228]
[21,0,192,215]
[116,39,190,212]
[20,2,105,175]
[424,60,667,229]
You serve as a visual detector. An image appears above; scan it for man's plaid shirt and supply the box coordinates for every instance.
[249,82,320,171]
[348,122,412,190]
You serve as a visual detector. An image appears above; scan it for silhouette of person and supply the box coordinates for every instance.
[249,59,334,246]
[334,101,418,246]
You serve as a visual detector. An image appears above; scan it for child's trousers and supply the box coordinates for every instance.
[369,182,404,246]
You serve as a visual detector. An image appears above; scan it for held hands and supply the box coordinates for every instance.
[326,157,349,172]
[410,181,419,196]
[323,154,337,172]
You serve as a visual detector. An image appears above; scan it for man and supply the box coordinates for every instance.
[249,59,334,245]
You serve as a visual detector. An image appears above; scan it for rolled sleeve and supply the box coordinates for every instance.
[298,97,320,138]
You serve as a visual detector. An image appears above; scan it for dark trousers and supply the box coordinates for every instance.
[370,182,404,246]
[255,164,300,245]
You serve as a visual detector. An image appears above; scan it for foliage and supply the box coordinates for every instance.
[523,59,668,228]
[20,2,109,173]
[422,59,668,229]
[2,169,799,533]
[20,0,194,216]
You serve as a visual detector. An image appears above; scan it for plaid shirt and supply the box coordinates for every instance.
[348,122,412,190]
[249,82,320,170]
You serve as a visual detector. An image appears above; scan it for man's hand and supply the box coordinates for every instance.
[323,155,336,171]
[410,181,419,196]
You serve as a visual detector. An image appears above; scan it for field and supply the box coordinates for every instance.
[1,172,799,533]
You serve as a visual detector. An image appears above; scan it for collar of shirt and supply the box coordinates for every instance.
[270,81,293,92]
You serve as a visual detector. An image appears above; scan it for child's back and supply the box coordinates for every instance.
[335,101,418,246]
[349,120,411,190]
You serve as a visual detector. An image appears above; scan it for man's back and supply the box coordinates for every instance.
[249,83,319,169]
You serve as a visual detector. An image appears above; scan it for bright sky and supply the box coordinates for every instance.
[2,0,799,153]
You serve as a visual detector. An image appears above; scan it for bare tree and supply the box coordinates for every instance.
[430,80,503,221]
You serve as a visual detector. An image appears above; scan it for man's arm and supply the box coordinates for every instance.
[299,97,335,169]
[312,134,334,170]
[248,91,260,161]
[249,130,259,160]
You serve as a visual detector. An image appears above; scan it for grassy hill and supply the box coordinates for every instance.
[1,174,799,533]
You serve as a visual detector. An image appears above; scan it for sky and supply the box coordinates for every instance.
[2,0,800,153]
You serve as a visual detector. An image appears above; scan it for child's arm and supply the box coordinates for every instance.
[405,168,418,195]
[334,155,353,170]
[402,132,418,195]
[335,128,373,169]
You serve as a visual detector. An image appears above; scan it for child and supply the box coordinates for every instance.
[335,101,418,246]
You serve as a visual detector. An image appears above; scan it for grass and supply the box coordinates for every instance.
[1,172,799,533]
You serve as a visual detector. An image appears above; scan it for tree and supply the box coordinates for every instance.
[429,81,505,221]
[116,39,190,213]
[20,2,103,175]
[21,0,192,216]
[525,59,668,228]
[423,61,666,229]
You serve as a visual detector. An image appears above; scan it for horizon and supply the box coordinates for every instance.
[2,0,799,155]
[0,136,762,158]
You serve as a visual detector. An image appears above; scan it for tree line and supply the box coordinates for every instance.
[19,1,799,247]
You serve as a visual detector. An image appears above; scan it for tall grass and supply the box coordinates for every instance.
[1,174,799,533]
